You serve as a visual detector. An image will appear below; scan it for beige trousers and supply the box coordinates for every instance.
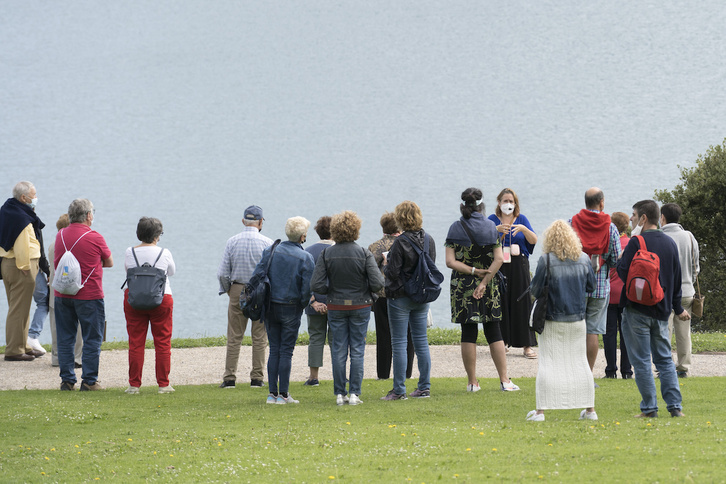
[668,296,694,373]
[223,283,267,381]
[2,257,38,357]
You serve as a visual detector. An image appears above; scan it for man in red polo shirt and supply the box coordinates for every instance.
[54,198,113,391]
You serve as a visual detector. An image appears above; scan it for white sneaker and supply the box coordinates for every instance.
[158,385,175,394]
[579,409,598,420]
[526,410,545,422]
[277,394,299,404]
[348,394,362,405]
[125,386,140,394]
[336,394,349,406]
[501,380,520,392]
[28,338,47,355]
[467,382,481,392]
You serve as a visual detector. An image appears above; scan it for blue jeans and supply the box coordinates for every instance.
[621,306,682,414]
[328,307,370,396]
[387,297,431,395]
[265,303,302,395]
[29,271,49,338]
[55,297,106,385]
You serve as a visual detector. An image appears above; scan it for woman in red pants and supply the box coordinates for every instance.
[123,217,176,394]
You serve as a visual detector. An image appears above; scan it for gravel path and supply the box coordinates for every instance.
[2,346,725,391]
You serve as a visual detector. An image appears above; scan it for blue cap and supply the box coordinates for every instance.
[243,205,263,221]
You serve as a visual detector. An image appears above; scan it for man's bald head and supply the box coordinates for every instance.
[585,187,604,210]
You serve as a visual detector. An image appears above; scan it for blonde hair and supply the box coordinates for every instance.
[330,211,361,243]
[394,200,423,232]
[285,216,311,242]
[541,220,583,261]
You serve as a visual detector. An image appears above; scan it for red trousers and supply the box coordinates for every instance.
[123,290,173,387]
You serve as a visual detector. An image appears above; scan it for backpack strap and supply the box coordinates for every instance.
[635,234,646,252]
[152,247,164,267]
[68,229,92,252]
[131,247,141,268]
[399,232,424,255]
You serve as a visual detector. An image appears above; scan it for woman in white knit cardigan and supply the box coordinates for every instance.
[526,220,597,422]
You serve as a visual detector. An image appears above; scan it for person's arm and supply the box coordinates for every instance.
[605,224,622,267]
[383,239,404,281]
[530,256,546,298]
[473,246,504,299]
[365,248,384,294]
[617,237,638,282]
[310,251,329,295]
[512,215,537,247]
[13,224,34,273]
[165,250,176,277]
[299,255,315,307]
[102,255,113,268]
[445,246,489,278]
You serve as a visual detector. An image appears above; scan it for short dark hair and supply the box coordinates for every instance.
[661,203,682,224]
[633,200,660,226]
[585,189,604,209]
[314,216,332,240]
[460,187,484,219]
[379,212,397,234]
[136,217,164,243]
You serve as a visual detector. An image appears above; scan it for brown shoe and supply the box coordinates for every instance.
[669,409,685,417]
[4,353,35,361]
[80,381,104,391]
[26,349,45,358]
[634,411,658,418]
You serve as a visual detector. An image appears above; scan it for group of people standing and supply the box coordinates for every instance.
[2,181,699,421]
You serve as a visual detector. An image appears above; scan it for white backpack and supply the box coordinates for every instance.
[52,229,95,295]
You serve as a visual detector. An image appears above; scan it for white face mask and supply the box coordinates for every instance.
[501,203,515,215]
[27,197,38,209]
[631,224,642,236]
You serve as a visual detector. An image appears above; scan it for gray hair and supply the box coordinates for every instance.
[285,216,310,242]
[12,181,34,200]
[242,219,260,227]
[68,199,94,223]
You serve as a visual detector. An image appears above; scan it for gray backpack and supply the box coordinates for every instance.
[122,247,167,310]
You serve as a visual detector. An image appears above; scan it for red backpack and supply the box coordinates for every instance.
[625,235,665,306]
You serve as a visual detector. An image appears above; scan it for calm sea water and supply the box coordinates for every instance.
[2,1,725,344]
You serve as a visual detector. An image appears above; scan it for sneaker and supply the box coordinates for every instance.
[60,381,75,391]
[677,371,688,378]
[336,394,349,406]
[219,380,235,389]
[579,409,598,420]
[380,390,407,401]
[27,337,47,355]
[409,389,430,398]
[526,410,545,422]
[466,382,481,393]
[266,393,277,404]
[158,386,175,394]
[250,379,264,388]
[80,381,103,391]
[594,382,600,388]
[277,394,299,404]
[125,386,140,394]
[500,381,520,392]
[349,394,362,405]
[635,411,658,418]
[304,378,320,386]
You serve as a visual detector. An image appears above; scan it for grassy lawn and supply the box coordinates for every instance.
[1,377,723,482]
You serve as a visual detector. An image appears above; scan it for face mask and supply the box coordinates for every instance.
[27,197,38,209]
[501,203,515,215]
[631,224,642,236]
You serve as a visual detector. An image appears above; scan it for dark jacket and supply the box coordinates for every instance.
[310,241,383,307]
[384,229,436,299]
[256,240,315,307]
[531,252,596,322]
[617,229,683,321]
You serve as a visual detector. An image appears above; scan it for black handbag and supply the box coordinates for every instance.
[529,253,549,334]
[240,239,281,322]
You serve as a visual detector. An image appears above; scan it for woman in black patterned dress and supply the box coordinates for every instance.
[445,187,519,392]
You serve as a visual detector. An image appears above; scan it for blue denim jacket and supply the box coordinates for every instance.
[254,240,315,307]
[531,253,596,322]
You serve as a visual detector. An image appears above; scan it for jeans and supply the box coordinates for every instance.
[265,303,302,395]
[621,306,682,414]
[328,307,370,396]
[29,271,49,339]
[55,297,105,385]
[387,297,431,395]
[604,304,632,377]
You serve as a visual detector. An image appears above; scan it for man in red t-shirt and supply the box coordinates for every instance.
[54,198,113,391]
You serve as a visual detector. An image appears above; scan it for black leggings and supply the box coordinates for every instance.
[461,322,503,344]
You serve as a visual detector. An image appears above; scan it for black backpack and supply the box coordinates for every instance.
[240,240,281,321]
[122,247,167,310]
[399,232,444,304]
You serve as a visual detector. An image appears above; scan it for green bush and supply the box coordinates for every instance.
[656,138,726,331]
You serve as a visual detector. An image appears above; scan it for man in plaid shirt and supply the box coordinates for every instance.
[571,188,622,376]
[217,205,273,388]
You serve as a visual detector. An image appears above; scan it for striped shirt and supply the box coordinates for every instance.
[217,226,273,293]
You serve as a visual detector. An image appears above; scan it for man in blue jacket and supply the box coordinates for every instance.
[617,200,689,418]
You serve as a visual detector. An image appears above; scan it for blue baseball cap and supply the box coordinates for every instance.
[243,205,264,221]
